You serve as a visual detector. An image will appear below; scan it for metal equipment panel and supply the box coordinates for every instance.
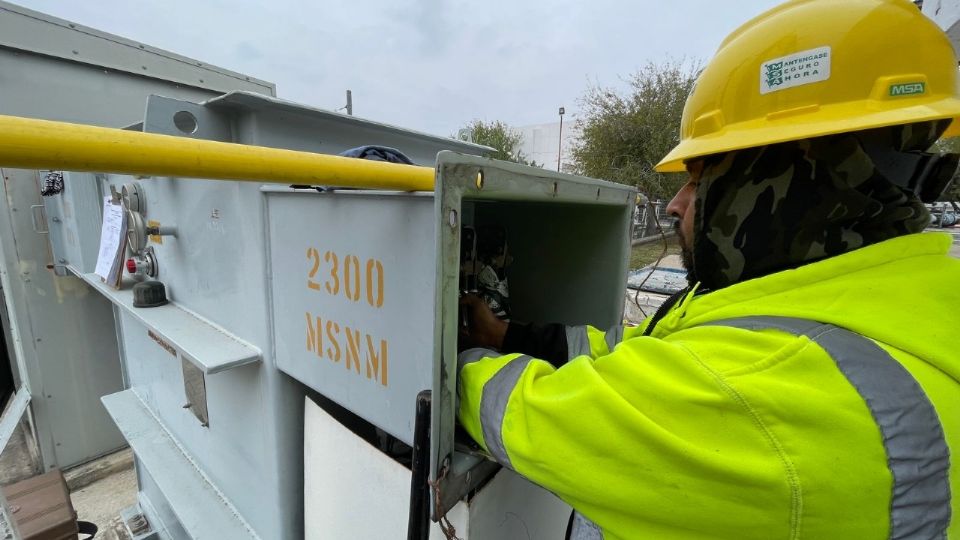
[63,90,490,539]
[39,172,103,275]
[268,191,436,444]
[113,300,284,538]
[102,389,259,539]
[75,273,261,375]
[206,92,491,164]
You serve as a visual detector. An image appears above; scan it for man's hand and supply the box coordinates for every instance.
[459,294,508,351]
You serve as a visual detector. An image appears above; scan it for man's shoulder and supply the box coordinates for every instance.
[656,322,804,376]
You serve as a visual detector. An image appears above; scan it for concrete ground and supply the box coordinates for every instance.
[0,425,136,540]
[70,459,136,540]
[937,227,960,257]
[948,235,960,258]
[0,421,40,486]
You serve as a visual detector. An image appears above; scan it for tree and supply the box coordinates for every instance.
[571,60,701,200]
[457,119,536,165]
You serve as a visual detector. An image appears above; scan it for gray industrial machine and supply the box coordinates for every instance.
[1,3,637,538]
[42,91,635,538]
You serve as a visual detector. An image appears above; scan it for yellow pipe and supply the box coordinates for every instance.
[0,114,436,191]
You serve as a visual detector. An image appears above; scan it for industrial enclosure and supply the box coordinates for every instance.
[0,3,637,537]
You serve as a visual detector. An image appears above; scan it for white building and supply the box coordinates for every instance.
[516,121,581,173]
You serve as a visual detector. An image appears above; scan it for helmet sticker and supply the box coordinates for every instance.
[760,46,831,95]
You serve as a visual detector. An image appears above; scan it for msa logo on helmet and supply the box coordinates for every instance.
[889,82,926,97]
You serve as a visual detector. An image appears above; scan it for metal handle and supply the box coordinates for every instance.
[29,205,48,234]
[145,225,177,237]
[406,390,432,540]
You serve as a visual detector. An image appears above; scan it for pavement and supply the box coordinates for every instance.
[0,424,136,540]
[623,254,684,324]
[70,462,136,540]
[948,235,960,258]
[0,420,39,486]
[932,227,960,257]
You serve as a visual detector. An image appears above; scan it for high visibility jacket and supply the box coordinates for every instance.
[458,233,958,540]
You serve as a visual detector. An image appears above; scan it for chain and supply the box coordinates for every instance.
[428,463,462,540]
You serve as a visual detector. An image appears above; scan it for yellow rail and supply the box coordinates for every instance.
[0,115,436,191]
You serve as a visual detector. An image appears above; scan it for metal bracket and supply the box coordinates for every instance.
[29,205,48,234]
[120,504,158,540]
[34,172,73,275]
[144,96,232,142]
[180,359,209,427]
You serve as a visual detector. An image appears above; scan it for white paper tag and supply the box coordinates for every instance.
[760,46,831,95]
[94,197,127,284]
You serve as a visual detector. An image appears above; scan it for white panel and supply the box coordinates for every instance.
[304,396,571,539]
[304,397,467,540]
[468,470,571,540]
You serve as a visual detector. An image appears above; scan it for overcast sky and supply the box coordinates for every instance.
[17,0,782,138]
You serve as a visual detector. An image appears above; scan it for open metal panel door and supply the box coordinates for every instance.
[431,151,636,518]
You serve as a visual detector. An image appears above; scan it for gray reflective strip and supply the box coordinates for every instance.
[458,347,501,371]
[479,355,533,469]
[566,325,591,360]
[604,325,624,354]
[570,512,604,540]
[705,316,951,539]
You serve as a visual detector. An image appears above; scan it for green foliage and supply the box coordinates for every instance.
[457,119,535,165]
[934,136,960,202]
[572,60,701,199]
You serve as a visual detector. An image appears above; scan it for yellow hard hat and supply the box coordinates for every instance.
[655,0,960,173]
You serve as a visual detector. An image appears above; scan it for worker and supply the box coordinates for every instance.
[457,0,959,538]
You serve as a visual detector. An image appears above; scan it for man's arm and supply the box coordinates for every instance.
[460,294,641,366]
[456,337,792,539]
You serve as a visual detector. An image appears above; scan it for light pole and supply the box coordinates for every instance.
[557,106,565,172]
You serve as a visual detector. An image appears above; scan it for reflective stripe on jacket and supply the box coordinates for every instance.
[458,233,958,540]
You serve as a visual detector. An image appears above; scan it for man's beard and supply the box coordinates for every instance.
[674,223,698,286]
[681,246,697,286]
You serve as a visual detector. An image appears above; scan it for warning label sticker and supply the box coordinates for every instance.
[760,46,831,95]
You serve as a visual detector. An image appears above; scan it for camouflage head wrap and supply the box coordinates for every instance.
[691,120,958,291]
